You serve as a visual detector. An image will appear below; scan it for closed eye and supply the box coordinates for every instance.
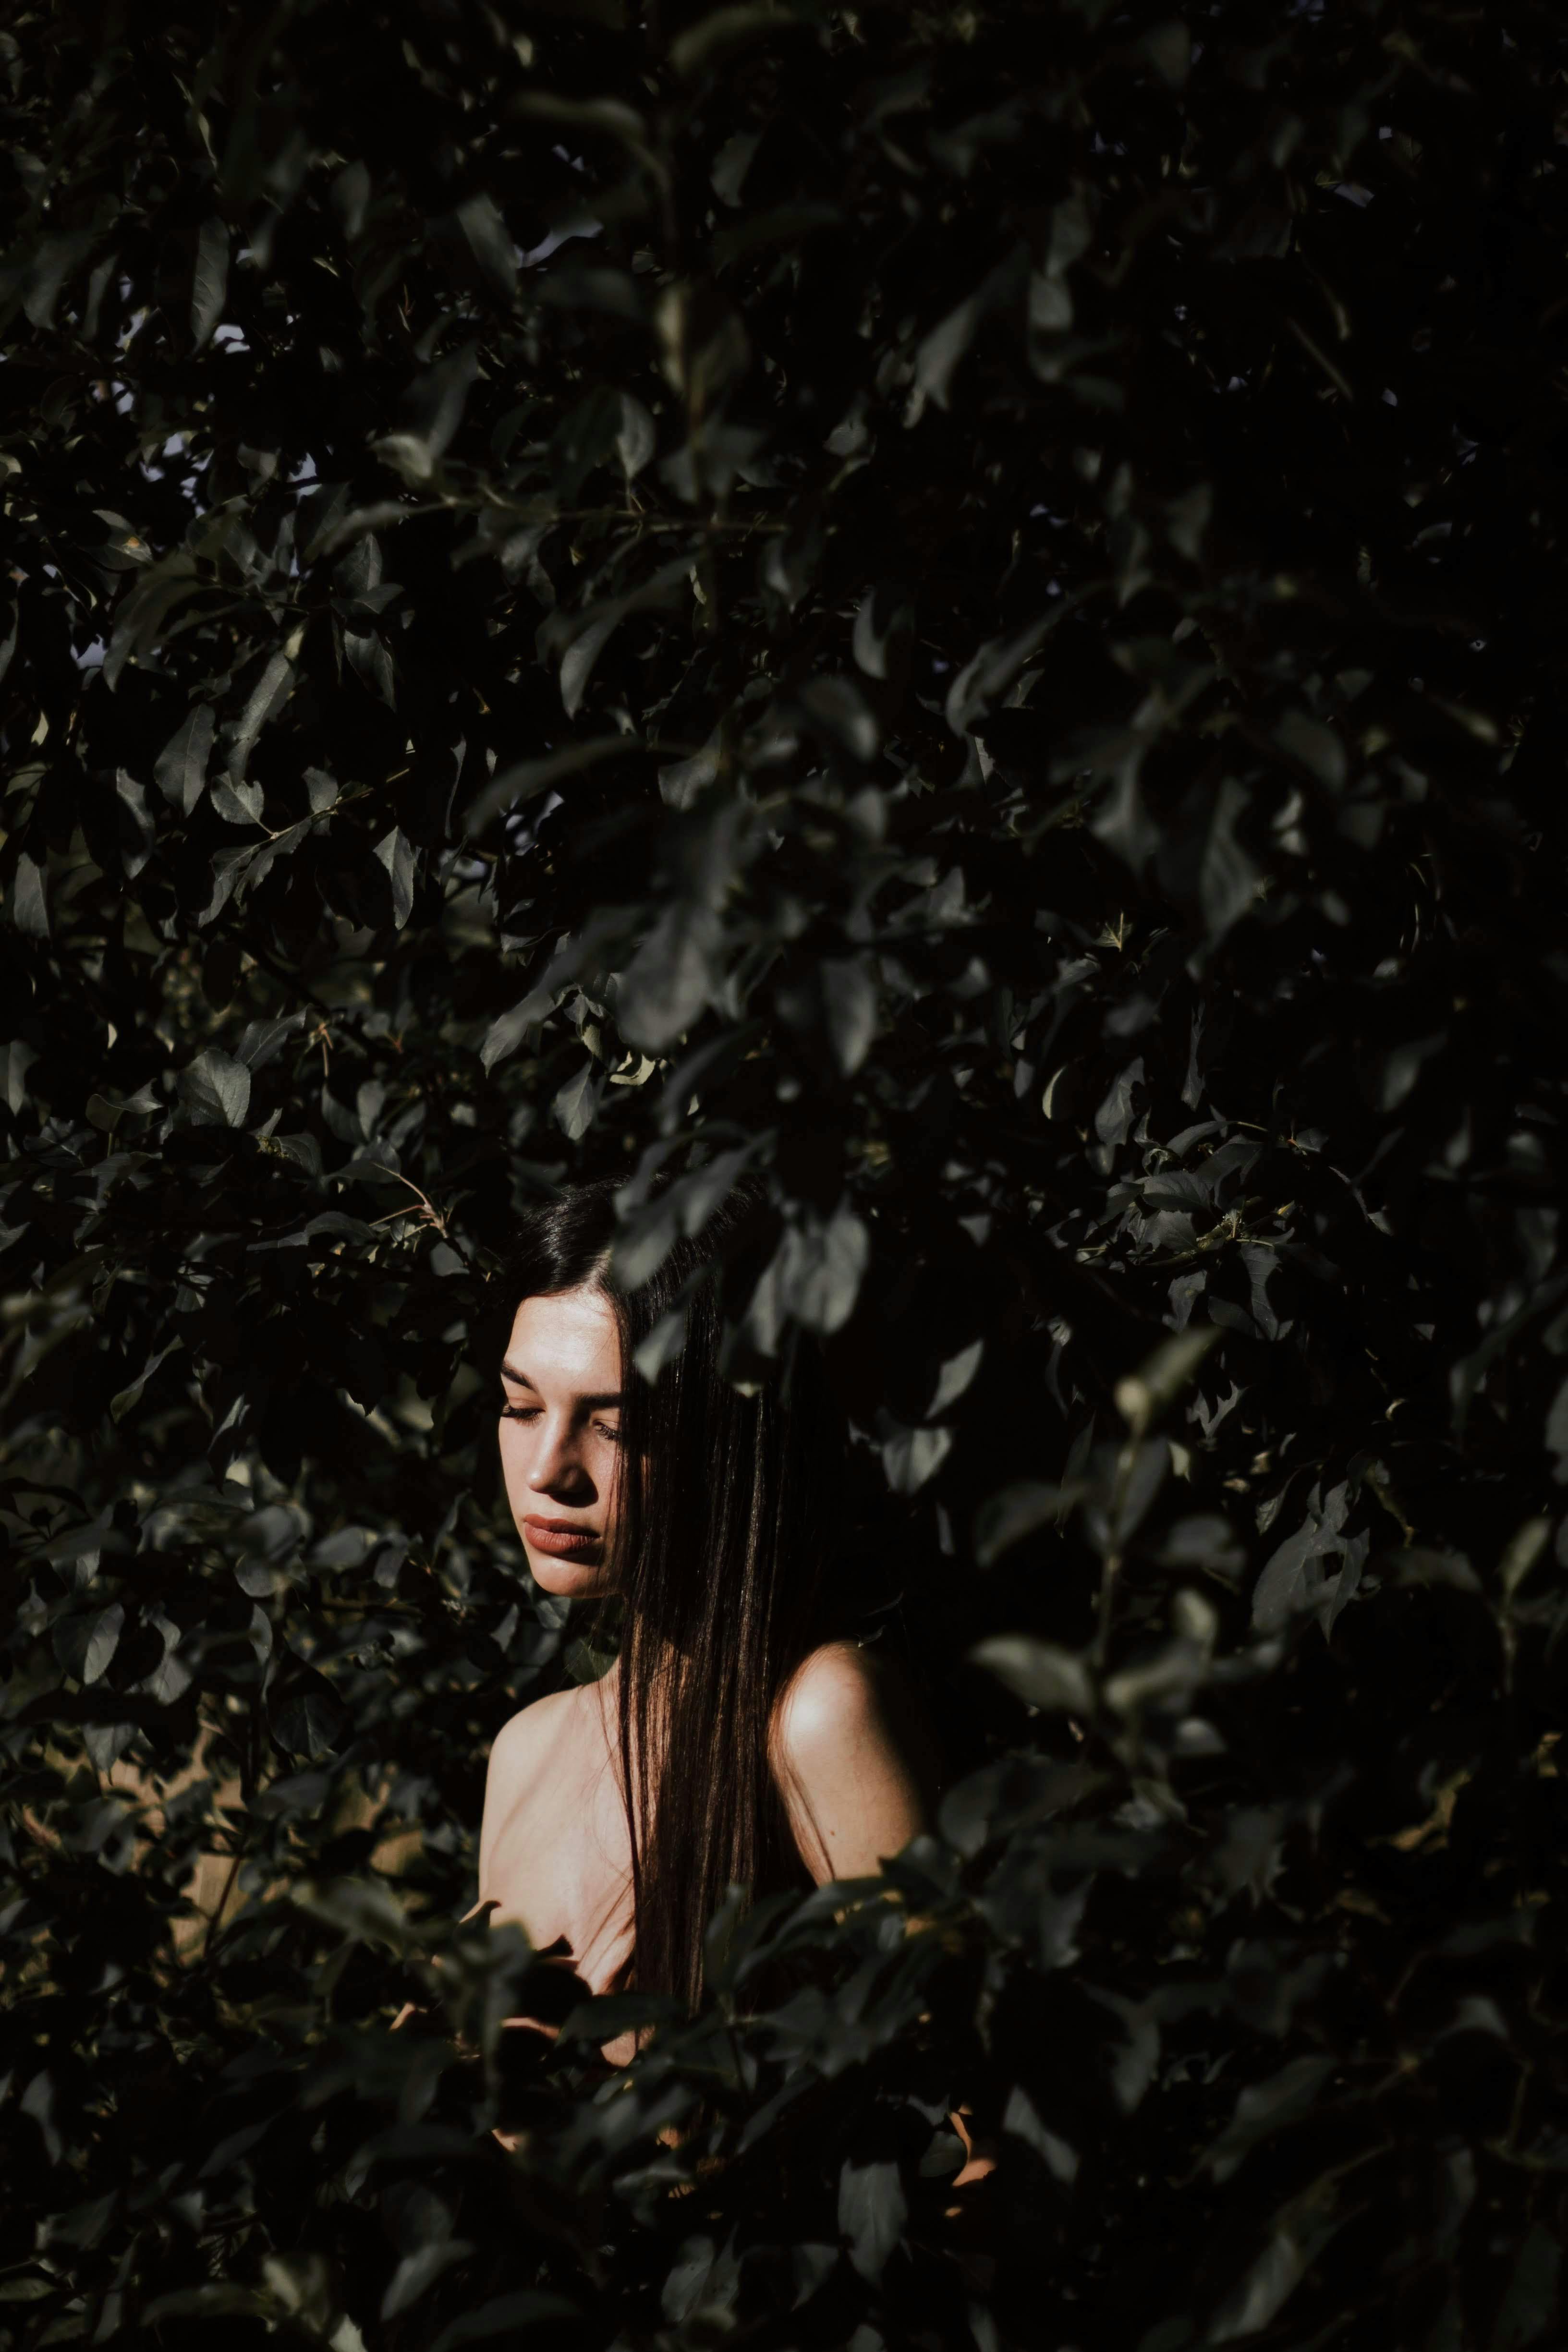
[499,1400,619,1443]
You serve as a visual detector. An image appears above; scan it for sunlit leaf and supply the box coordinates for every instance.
[880,1420,951,1492]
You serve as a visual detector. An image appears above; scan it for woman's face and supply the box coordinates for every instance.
[498,1284,624,1598]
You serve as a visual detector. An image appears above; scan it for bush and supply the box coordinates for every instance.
[4,3,1568,2347]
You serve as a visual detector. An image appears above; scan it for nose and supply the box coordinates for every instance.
[526,1413,594,1502]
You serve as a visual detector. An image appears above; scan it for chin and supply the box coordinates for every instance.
[525,1545,613,1600]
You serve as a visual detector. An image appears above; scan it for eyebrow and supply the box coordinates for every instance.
[499,1360,623,1409]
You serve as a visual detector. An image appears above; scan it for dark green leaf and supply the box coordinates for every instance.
[972,1634,1094,1715]
[179,1047,252,1128]
[838,2154,906,2284]
[429,2294,580,2352]
[671,4,804,79]
[191,216,229,347]
[618,903,718,1053]
[464,736,644,835]
[154,703,217,813]
[975,1481,1078,1565]
[12,852,49,938]
[456,194,517,304]
[553,1059,603,1141]
[1203,2056,1335,2183]
[373,826,415,929]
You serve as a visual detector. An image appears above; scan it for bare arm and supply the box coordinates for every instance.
[771,1640,932,1884]
[773,1644,996,2195]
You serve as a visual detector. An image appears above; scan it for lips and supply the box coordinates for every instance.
[522,1516,603,1558]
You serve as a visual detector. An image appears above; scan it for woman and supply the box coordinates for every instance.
[476,1176,938,2021]
[462,1176,996,2226]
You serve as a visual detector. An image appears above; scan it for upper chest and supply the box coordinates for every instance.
[483,1690,634,1991]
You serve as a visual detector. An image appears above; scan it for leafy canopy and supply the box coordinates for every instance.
[3,3,1568,2349]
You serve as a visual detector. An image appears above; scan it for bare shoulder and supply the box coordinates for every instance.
[491,1684,571,1769]
[486,1684,580,1794]
[770,1639,934,1882]
[486,1684,597,1769]
[481,1683,594,1851]
[772,1639,892,1763]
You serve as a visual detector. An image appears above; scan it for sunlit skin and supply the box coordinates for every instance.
[497,1285,625,1603]
[464,1284,993,2185]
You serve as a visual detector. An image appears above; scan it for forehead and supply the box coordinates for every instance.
[505,1285,621,1389]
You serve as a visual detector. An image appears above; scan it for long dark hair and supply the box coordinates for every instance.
[505,1176,843,2010]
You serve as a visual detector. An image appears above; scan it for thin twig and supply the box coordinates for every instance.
[364,1165,448,1235]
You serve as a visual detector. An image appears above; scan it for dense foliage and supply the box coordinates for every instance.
[4,1,1568,2345]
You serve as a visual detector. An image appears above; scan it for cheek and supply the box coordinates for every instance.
[499,1423,546,1527]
